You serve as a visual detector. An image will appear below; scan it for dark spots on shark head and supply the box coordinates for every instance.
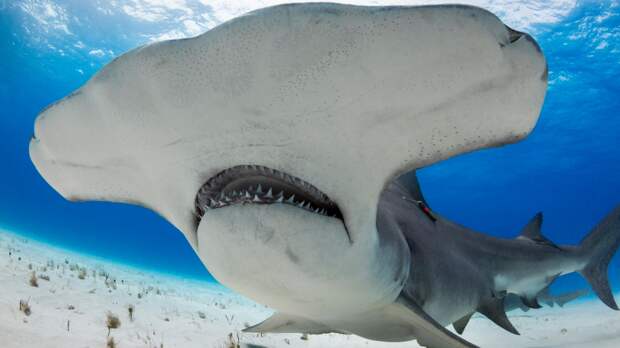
[153,58,167,68]
[256,222,275,244]
[285,246,300,264]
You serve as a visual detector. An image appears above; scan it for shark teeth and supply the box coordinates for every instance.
[195,165,343,220]
[200,183,339,217]
[203,188,335,217]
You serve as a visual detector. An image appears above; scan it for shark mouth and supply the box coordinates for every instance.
[194,165,344,222]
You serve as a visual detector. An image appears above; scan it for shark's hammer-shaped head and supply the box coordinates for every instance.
[29,4,547,319]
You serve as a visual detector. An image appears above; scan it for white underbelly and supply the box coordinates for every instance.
[196,204,408,319]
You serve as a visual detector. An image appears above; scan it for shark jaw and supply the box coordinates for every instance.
[195,193,409,320]
[195,165,344,222]
[193,166,404,319]
[194,164,352,242]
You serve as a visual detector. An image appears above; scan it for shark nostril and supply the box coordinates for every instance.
[506,25,524,44]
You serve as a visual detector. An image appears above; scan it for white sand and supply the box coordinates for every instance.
[1,229,619,348]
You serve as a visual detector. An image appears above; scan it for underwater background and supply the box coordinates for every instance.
[1,0,619,297]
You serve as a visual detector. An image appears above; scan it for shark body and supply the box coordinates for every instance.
[370,176,619,340]
[28,3,620,347]
[237,174,620,347]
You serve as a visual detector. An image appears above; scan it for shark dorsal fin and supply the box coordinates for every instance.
[477,297,520,335]
[453,313,474,335]
[520,212,543,239]
[517,212,560,249]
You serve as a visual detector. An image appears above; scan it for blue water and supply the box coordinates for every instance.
[0,0,618,294]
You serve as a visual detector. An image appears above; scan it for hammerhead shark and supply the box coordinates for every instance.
[28,3,619,347]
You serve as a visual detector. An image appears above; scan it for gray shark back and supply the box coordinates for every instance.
[380,172,620,342]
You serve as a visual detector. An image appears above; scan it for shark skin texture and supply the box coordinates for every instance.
[29,3,620,348]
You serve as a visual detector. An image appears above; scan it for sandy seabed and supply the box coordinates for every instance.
[1,229,619,348]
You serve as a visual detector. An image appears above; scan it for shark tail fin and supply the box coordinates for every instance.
[578,205,620,310]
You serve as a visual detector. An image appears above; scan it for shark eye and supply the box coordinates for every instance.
[194,165,343,221]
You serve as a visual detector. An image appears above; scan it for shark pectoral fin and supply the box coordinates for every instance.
[394,294,478,348]
[477,297,520,335]
[536,275,560,307]
[539,287,555,307]
[517,212,560,249]
[452,313,474,335]
[243,313,334,334]
[520,296,542,309]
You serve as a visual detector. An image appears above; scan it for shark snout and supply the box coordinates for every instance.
[30,104,73,199]
[29,92,133,203]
